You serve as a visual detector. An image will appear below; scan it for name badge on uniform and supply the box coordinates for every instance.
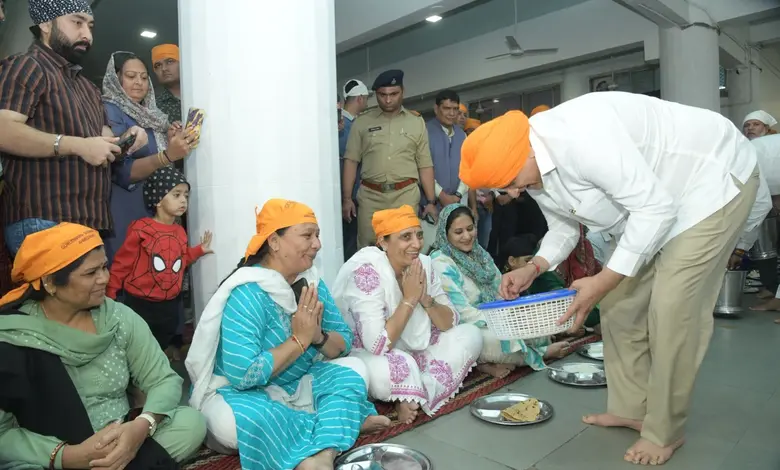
[368,126,382,132]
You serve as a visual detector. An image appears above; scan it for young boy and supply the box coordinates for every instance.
[108,166,213,351]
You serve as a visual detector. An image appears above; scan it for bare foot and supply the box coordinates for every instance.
[544,341,571,360]
[360,415,391,434]
[582,413,642,432]
[395,401,420,425]
[477,363,515,379]
[751,298,780,311]
[296,449,336,470]
[757,288,775,299]
[624,437,685,465]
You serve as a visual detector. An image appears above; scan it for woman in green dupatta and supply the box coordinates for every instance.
[0,223,205,469]
[430,204,570,379]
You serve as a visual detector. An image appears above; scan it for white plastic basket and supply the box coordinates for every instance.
[478,289,577,340]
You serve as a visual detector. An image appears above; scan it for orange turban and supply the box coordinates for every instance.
[372,205,420,239]
[151,44,179,64]
[464,118,481,131]
[0,223,103,308]
[245,199,318,260]
[530,104,551,116]
[460,110,530,189]
[459,103,468,114]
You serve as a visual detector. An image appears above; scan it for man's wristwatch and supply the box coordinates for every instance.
[53,134,63,158]
[453,192,463,199]
[136,412,157,437]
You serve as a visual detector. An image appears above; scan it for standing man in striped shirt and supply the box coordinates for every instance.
[0,0,149,255]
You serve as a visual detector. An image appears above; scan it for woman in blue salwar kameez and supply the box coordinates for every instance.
[186,199,389,469]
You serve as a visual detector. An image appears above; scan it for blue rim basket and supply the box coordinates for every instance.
[477,289,577,340]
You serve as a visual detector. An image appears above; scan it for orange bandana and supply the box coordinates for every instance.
[0,223,103,307]
[530,104,551,116]
[460,110,530,189]
[245,199,318,260]
[372,205,420,239]
[459,103,468,114]
[151,44,179,64]
[464,118,481,131]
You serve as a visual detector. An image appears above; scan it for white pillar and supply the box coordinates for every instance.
[659,6,720,111]
[178,0,343,315]
[0,0,34,58]
[561,69,589,102]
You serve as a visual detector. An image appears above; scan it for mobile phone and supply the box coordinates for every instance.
[291,278,308,304]
[338,108,342,121]
[185,107,205,137]
[116,134,136,157]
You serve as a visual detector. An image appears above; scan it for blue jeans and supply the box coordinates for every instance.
[5,218,57,256]
[477,205,492,250]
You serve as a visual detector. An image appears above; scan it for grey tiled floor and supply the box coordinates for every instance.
[385,304,780,470]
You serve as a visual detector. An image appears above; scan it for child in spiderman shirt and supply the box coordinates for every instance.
[108,166,214,351]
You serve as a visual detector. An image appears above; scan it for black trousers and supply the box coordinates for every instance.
[122,293,182,350]
[0,327,177,469]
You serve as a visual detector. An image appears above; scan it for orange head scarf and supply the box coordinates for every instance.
[459,103,468,114]
[372,205,420,239]
[460,110,530,189]
[0,223,103,308]
[464,118,481,132]
[244,199,318,260]
[530,104,551,116]
[151,44,179,64]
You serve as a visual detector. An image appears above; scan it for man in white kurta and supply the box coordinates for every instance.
[741,134,780,312]
[459,91,770,466]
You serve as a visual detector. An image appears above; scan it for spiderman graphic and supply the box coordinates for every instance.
[107,218,205,302]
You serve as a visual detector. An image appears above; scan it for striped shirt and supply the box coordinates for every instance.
[0,42,111,230]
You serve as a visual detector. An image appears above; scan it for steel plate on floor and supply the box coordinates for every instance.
[547,362,607,387]
[469,392,554,426]
[335,443,432,470]
[577,341,604,361]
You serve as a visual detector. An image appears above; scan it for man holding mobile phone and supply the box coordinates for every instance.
[0,0,148,257]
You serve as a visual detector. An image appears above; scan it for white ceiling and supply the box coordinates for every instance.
[80,0,592,82]
[336,0,591,79]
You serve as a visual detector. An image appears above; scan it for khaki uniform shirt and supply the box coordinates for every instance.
[344,106,433,184]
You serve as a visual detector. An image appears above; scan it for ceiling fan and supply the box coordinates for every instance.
[485,0,558,61]
[486,36,559,60]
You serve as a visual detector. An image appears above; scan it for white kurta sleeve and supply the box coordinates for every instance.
[572,126,678,277]
[344,264,391,355]
[427,261,459,328]
[735,167,771,251]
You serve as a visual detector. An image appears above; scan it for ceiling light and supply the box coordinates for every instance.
[426,15,442,23]
[140,30,157,39]
[719,85,726,90]
[493,99,500,103]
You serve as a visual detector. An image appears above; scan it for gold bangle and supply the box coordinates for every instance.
[402,301,415,310]
[290,335,306,354]
[49,441,66,470]
[157,151,166,167]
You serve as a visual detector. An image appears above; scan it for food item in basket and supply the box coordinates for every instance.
[500,398,541,422]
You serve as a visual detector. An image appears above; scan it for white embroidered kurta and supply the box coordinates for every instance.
[333,248,482,416]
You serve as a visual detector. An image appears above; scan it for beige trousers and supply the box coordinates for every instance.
[600,168,759,447]
[356,183,421,248]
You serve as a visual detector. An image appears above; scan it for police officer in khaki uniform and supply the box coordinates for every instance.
[342,69,439,248]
